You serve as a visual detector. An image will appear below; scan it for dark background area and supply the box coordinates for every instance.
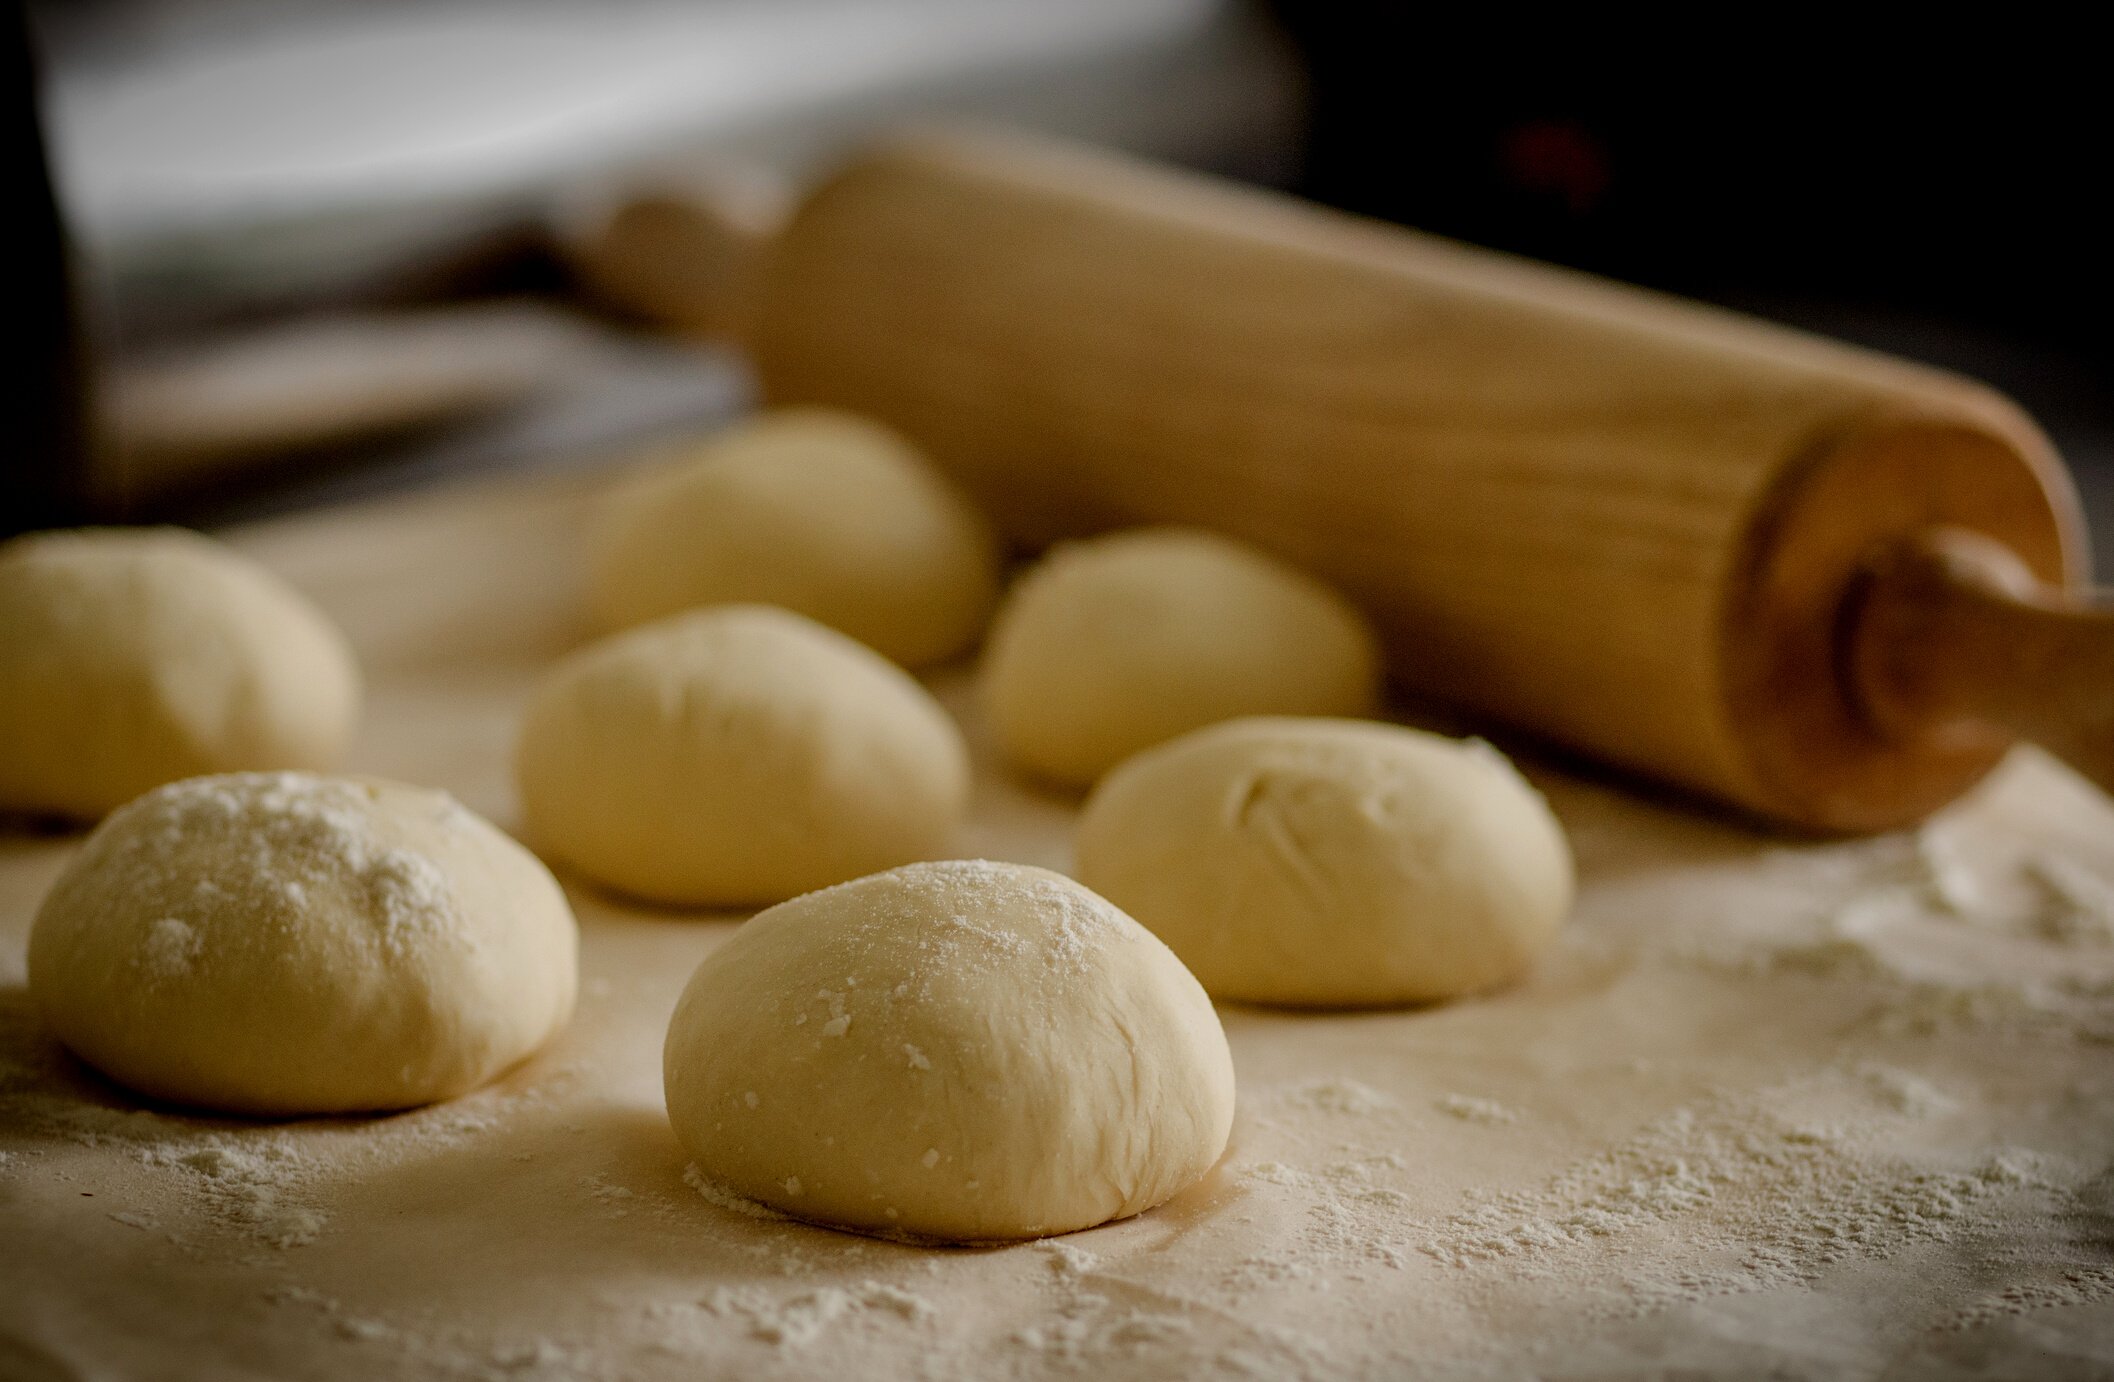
[9,5,92,531]
[1281,16,2109,351]
[1271,12,2112,555]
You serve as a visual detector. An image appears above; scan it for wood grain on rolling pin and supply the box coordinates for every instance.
[747,129,2091,832]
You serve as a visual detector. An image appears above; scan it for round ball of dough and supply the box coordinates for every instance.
[588,408,1001,667]
[0,528,361,820]
[980,528,1381,787]
[1076,718,1572,1007]
[515,605,969,906]
[28,772,577,1116]
[663,860,1234,1242]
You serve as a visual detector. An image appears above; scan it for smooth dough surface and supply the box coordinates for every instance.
[1076,718,1573,1007]
[979,527,1381,787]
[515,605,969,907]
[588,408,1001,667]
[0,528,361,820]
[28,773,577,1116]
[663,860,1234,1242]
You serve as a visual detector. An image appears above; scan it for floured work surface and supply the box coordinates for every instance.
[3,472,2111,1381]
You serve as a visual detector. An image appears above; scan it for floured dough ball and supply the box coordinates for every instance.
[663,860,1234,1242]
[28,773,577,1116]
[588,408,1001,667]
[515,605,969,906]
[980,528,1381,787]
[0,528,361,820]
[1077,718,1572,1007]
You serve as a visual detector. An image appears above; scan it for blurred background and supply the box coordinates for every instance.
[9,0,2110,564]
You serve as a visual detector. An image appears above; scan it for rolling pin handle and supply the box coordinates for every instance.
[1848,526,2114,795]
[555,170,790,340]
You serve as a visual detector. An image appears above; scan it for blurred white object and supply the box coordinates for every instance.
[42,0,1299,316]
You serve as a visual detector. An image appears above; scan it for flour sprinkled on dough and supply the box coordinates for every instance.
[27,772,576,1116]
[662,860,1232,1242]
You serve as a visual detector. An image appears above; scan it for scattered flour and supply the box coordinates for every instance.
[582,1174,638,1217]
[1036,1238,1099,1278]
[1910,828,1984,916]
[1938,1265,2114,1331]
[136,918,201,980]
[815,988,852,1038]
[1279,1078,1397,1116]
[798,860,1124,989]
[78,774,466,964]
[1013,1246,1332,1375]
[1857,829,2114,949]
[1413,1083,2049,1308]
[2022,855,2114,946]
[490,1339,573,1371]
[1668,832,2114,1046]
[360,846,457,956]
[0,977,578,1257]
[683,1163,789,1223]
[1869,975,2114,1043]
[1012,1296,1199,1365]
[1858,1065,1960,1119]
[126,1139,331,1247]
[1436,1094,1520,1126]
[700,1280,936,1347]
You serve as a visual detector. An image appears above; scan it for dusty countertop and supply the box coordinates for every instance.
[3,470,2111,1381]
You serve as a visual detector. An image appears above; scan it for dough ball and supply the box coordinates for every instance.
[1076,718,1572,1007]
[663,860,1234,1242]
[588,408,1001,667]
[980,528,1381,787]
[515,605,969,906]
[0,528,361,820]
[28,773,577,1116]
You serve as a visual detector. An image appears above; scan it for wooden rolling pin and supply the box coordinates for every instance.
[565,128,2112,832]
